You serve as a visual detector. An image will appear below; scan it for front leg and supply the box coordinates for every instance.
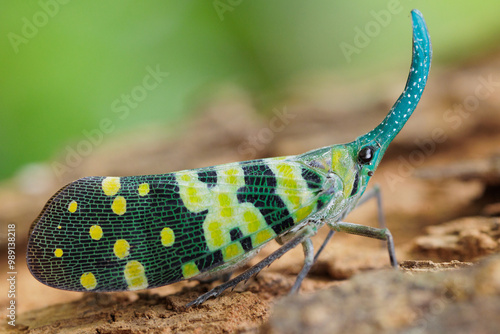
[314,185,386,262]
[327,221,398,268]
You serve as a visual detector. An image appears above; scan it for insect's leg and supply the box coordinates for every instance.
[314,185,386,262]
[313,229,334,262]
[361,185,386,230]
[186,232,309,307]
[327,221,397,268]
[289,237,314,294]
[357,185,387,248]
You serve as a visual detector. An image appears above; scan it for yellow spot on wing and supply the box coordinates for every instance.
[161,227,175,247]
[102,177,121,196]
[288,193,301,207]
[277,164,294,177]
[218,193,231,206]
[80,272,97,290]
[111,196,127,215]
[124,260,148,290]
[176,171,211,212]
[113,239,130,259]
[247,221,260,233]
[224,168,240,185]
[218,193,233,218]
[243,210,257,222]
[54,248,63,257]
[182,261,200,279]
[254,229,274,246]
[89,225,103,240]
[208,221,220,231]
[222,243,243,261]
[220,208,233,218]
[295,204,315,223]
[138,183,150,196]
[68,200,78,213]
[207,221,224,247]
[243,210,262,233]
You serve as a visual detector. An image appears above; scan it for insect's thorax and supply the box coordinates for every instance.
[278,144,366,240]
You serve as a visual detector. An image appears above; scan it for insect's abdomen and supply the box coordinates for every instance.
[27,159,326,292]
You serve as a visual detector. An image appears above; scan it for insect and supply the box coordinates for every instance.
[27,9,431,307]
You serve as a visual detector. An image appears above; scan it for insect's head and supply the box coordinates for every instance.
[328,142,382,199]
[331,9,431,200]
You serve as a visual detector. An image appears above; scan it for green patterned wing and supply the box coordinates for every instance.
[27,158,328,292]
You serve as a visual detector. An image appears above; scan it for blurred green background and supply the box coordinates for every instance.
[1,1,500,182]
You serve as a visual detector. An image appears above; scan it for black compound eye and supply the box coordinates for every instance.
[358,146,375,164]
